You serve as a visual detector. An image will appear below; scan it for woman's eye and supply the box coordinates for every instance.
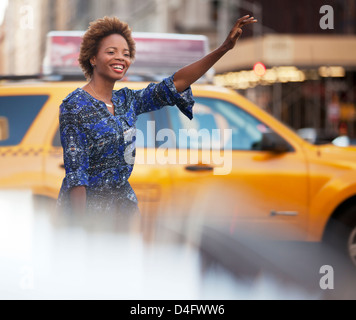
[107,51,115,54]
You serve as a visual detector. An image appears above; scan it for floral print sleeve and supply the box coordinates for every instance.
[127,74,195,119]
[59,100,90,190]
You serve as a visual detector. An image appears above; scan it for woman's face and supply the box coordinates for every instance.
[90,33,132,81]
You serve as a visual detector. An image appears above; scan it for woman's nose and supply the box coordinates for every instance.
[115,53,125,61]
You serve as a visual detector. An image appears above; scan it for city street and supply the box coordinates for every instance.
[198,225,356,300]
[1,0,356,302]
[2,190,355,300]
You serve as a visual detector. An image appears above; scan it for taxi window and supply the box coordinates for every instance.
[52,126,61,147]
[0,95,49,146]
[168,97,271,151]
[135,112,155,148]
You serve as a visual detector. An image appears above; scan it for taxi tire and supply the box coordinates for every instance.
[324,204,356,269]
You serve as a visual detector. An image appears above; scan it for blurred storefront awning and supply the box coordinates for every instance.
[214,35,356,73]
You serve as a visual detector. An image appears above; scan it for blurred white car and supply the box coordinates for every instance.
[297,127,356,147]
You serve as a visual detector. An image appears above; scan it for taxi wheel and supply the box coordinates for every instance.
[324,204,356,268]
[348,225,356,268]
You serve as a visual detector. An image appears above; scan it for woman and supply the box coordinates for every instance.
[57,15,257,216]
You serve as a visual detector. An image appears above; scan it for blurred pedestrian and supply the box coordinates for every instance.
[56,15,257,216]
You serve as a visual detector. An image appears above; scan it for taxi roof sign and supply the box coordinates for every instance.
[42,31,211,81]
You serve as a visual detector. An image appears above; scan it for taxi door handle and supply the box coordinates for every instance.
[60,164,65,169]
[185,164,214,172]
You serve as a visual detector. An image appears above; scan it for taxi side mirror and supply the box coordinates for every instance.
[0,117,9,141]
[260,131,292,153]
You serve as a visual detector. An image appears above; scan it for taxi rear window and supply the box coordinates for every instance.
[0,95,49,146]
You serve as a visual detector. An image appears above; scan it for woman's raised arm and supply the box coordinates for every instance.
[173,15,257,92]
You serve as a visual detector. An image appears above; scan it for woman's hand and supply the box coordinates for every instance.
[173,15,257,92]
[221,15,258,51]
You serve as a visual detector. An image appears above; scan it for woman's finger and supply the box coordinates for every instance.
[232,16,257,31]
[239,17,257,27]
[232,15,250,29]
[237,15,251,22]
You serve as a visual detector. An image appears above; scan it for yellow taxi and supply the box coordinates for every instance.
[1,78,356,266]
[1,31,356,268]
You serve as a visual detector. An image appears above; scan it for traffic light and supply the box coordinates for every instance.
[253,62,266,77]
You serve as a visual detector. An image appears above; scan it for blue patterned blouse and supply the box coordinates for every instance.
[56,75,195,215]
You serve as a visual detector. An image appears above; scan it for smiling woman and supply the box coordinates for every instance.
[57,16,197,216]
[56,15,257,217]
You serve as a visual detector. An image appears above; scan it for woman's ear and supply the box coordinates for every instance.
[90,57,96,67]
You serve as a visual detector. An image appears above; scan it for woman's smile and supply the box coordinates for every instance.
[110,63,125,73]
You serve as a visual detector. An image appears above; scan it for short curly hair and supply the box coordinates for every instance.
[78,16,136,80]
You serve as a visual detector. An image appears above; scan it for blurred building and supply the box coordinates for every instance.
[0,0,217,76]
[213,0,356,136]
[0,0,355,135]
[0,0,92,76]
[1,0,44,75]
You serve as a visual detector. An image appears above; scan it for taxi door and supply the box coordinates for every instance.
[164,97,309,241]
[129,110,174,216]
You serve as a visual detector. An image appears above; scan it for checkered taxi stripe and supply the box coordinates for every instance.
[0,147,44,157]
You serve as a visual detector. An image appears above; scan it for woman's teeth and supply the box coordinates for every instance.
[113,65,124,70]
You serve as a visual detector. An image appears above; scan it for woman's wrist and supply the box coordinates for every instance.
[70,186,87,215]
[218,43,231,54]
